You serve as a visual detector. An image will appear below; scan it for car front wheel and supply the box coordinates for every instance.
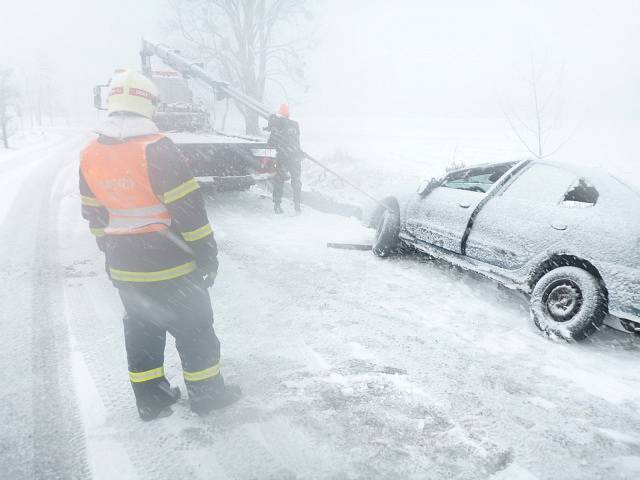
[530,266,607,341]
[372,208,400,257]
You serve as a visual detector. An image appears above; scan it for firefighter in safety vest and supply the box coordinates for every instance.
[79,70,241,421]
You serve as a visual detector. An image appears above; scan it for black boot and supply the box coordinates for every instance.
[138,385,181,422]
[192,384,242,415]
[274,203,284,214]
[188,376,242,415]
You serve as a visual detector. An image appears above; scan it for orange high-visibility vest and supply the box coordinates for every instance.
[81,134,171,235]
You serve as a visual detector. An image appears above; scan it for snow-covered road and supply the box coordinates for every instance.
[1,133,639,480]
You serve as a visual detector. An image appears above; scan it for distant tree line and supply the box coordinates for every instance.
[0,67,19,148]
[0,57,65,149]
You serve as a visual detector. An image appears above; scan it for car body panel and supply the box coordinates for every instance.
[404,187,482,253]
[466,163,585,269]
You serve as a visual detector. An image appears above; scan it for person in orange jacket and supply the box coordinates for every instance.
[265,103,302,214]
[79,70,240,421]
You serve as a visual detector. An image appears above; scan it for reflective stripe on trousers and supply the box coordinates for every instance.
[129,367,165,383]
[183,363,220,382]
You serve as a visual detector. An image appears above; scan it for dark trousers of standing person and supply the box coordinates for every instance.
[117,273,224,418]
[272,155,302,209]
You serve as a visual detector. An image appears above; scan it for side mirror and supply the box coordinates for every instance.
[93,84,109,111]
[417,177,439,196]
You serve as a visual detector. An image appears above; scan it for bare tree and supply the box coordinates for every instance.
[0,67,20,149]
[167,0,312,135]
[445,145,466,172]
[502,55,576,159]
[16,54,59,129]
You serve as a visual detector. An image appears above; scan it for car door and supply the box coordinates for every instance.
[465,163,581,269]
[404,164,513,254]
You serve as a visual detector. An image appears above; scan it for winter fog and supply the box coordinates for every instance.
[1,1,639,479]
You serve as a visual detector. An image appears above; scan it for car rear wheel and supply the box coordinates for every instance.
[372,208,400,257]
[530,266,606,341]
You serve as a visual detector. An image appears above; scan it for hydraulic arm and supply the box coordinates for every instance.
[141,40,271,119]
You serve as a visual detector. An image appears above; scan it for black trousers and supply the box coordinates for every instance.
[272,156,302,207]
[117,274,223,417]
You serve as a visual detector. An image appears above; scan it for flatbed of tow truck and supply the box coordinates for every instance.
[164,131,276,188]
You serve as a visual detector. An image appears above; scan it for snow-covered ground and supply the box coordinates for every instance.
[1,127,639,479]
[0,131,80,223]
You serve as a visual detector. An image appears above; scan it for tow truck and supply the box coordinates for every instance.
[94,39,379,207]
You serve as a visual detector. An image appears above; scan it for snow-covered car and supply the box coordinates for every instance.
[369,159,640,340]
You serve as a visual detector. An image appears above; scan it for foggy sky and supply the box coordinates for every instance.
[1,0,638,120]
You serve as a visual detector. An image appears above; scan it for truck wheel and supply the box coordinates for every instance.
[372,208,400,257]
[530,266,606,341]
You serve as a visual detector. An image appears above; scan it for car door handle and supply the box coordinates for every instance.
[458,202,471,209]
[550,221,567,231]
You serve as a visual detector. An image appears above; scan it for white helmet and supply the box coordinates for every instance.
[107,70,159,119]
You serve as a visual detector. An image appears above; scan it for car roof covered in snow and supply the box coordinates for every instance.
[446,159,525,174]
[533,159,640,198]
[451,158,640,199]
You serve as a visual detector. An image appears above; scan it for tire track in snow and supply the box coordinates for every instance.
[0,133,78,175]
[0,133,90,480]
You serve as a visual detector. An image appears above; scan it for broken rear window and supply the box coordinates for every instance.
[561,178,599,207]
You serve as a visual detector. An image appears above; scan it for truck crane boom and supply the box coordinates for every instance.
[141,40,272,120]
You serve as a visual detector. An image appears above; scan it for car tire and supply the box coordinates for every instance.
[372,208,400,257]
[530,266,606,341]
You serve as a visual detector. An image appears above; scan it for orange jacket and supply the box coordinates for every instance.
[81,134,171,235]
[79,134,217,284]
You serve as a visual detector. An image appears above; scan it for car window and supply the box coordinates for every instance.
[441,162,515,193]
[154,76,193,104]
[561,178,599,207]
[500,163,578,204]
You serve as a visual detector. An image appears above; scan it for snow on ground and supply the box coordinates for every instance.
[1,128,639,479]
[0,130,62,156]
[0,132,82,224]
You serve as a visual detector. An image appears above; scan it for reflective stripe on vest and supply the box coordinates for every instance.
[181,223,213,242]
[80,134,171,235]
[109,261,197,282]
[106,203,171,233]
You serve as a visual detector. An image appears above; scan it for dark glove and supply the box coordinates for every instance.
[96,235,106,252]
[263,114,277,131]
[201,270,217,288]
[199,258,218,288]
[105,257,111,280]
